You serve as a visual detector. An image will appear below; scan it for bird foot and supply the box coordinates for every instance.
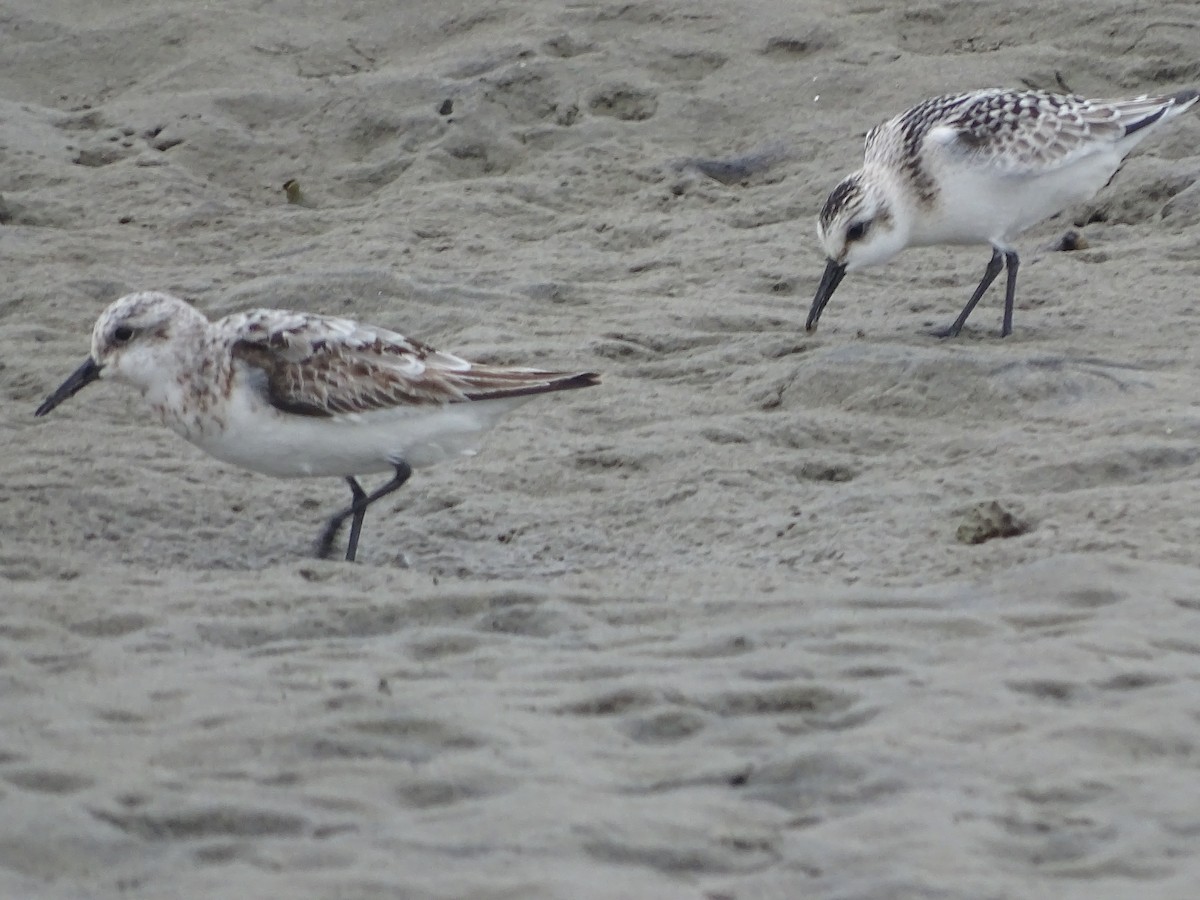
[928,324,963,339]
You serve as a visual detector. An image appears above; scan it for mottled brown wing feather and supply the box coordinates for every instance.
[942,95,1122,173]
[232,336,482,416]
[934,91,1184,175]
[867,90,1186,182]
[231,325,599,418]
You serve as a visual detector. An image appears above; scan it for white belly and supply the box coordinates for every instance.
[913,150,1123,248]
[173,381,530,478]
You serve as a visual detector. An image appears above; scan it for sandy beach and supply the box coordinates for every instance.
[3,0,1200,897]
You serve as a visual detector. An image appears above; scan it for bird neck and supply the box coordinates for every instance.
[139,330,235,439]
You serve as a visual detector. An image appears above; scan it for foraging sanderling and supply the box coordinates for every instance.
[35,291,600,562]
[807,87,1199,337]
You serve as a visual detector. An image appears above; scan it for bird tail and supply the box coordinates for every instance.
[460,370,601,402]
[1119,89,1199,137]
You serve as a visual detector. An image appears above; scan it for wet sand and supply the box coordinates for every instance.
[3,1,1200,897]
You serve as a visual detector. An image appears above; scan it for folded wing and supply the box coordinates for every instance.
[924,90,1188,176]
[226,310,598,418]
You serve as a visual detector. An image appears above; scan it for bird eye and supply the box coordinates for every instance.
[112,325,135,343]
[846,221,869,242]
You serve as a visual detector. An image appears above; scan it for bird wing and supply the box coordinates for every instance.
[225,310,598,418]
[917,90,1181,176]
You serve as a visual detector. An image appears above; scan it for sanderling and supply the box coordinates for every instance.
[807,87,1199,337]
[35,291,600,562]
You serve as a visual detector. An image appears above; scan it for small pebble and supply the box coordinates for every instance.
[282,179,308,206]
[1054,230,1088,252]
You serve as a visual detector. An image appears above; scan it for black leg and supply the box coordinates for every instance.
[316,478,364,561]
[933,247,1004,338]
[343,477,368,563]
[315,462,413,562]
[999,251,1020,338]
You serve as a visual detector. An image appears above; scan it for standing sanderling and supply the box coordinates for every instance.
[34,291,600,562]
[806,87,1199,337]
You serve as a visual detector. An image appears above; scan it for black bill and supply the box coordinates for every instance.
[34,357,103,417]
[805,258,847,332]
